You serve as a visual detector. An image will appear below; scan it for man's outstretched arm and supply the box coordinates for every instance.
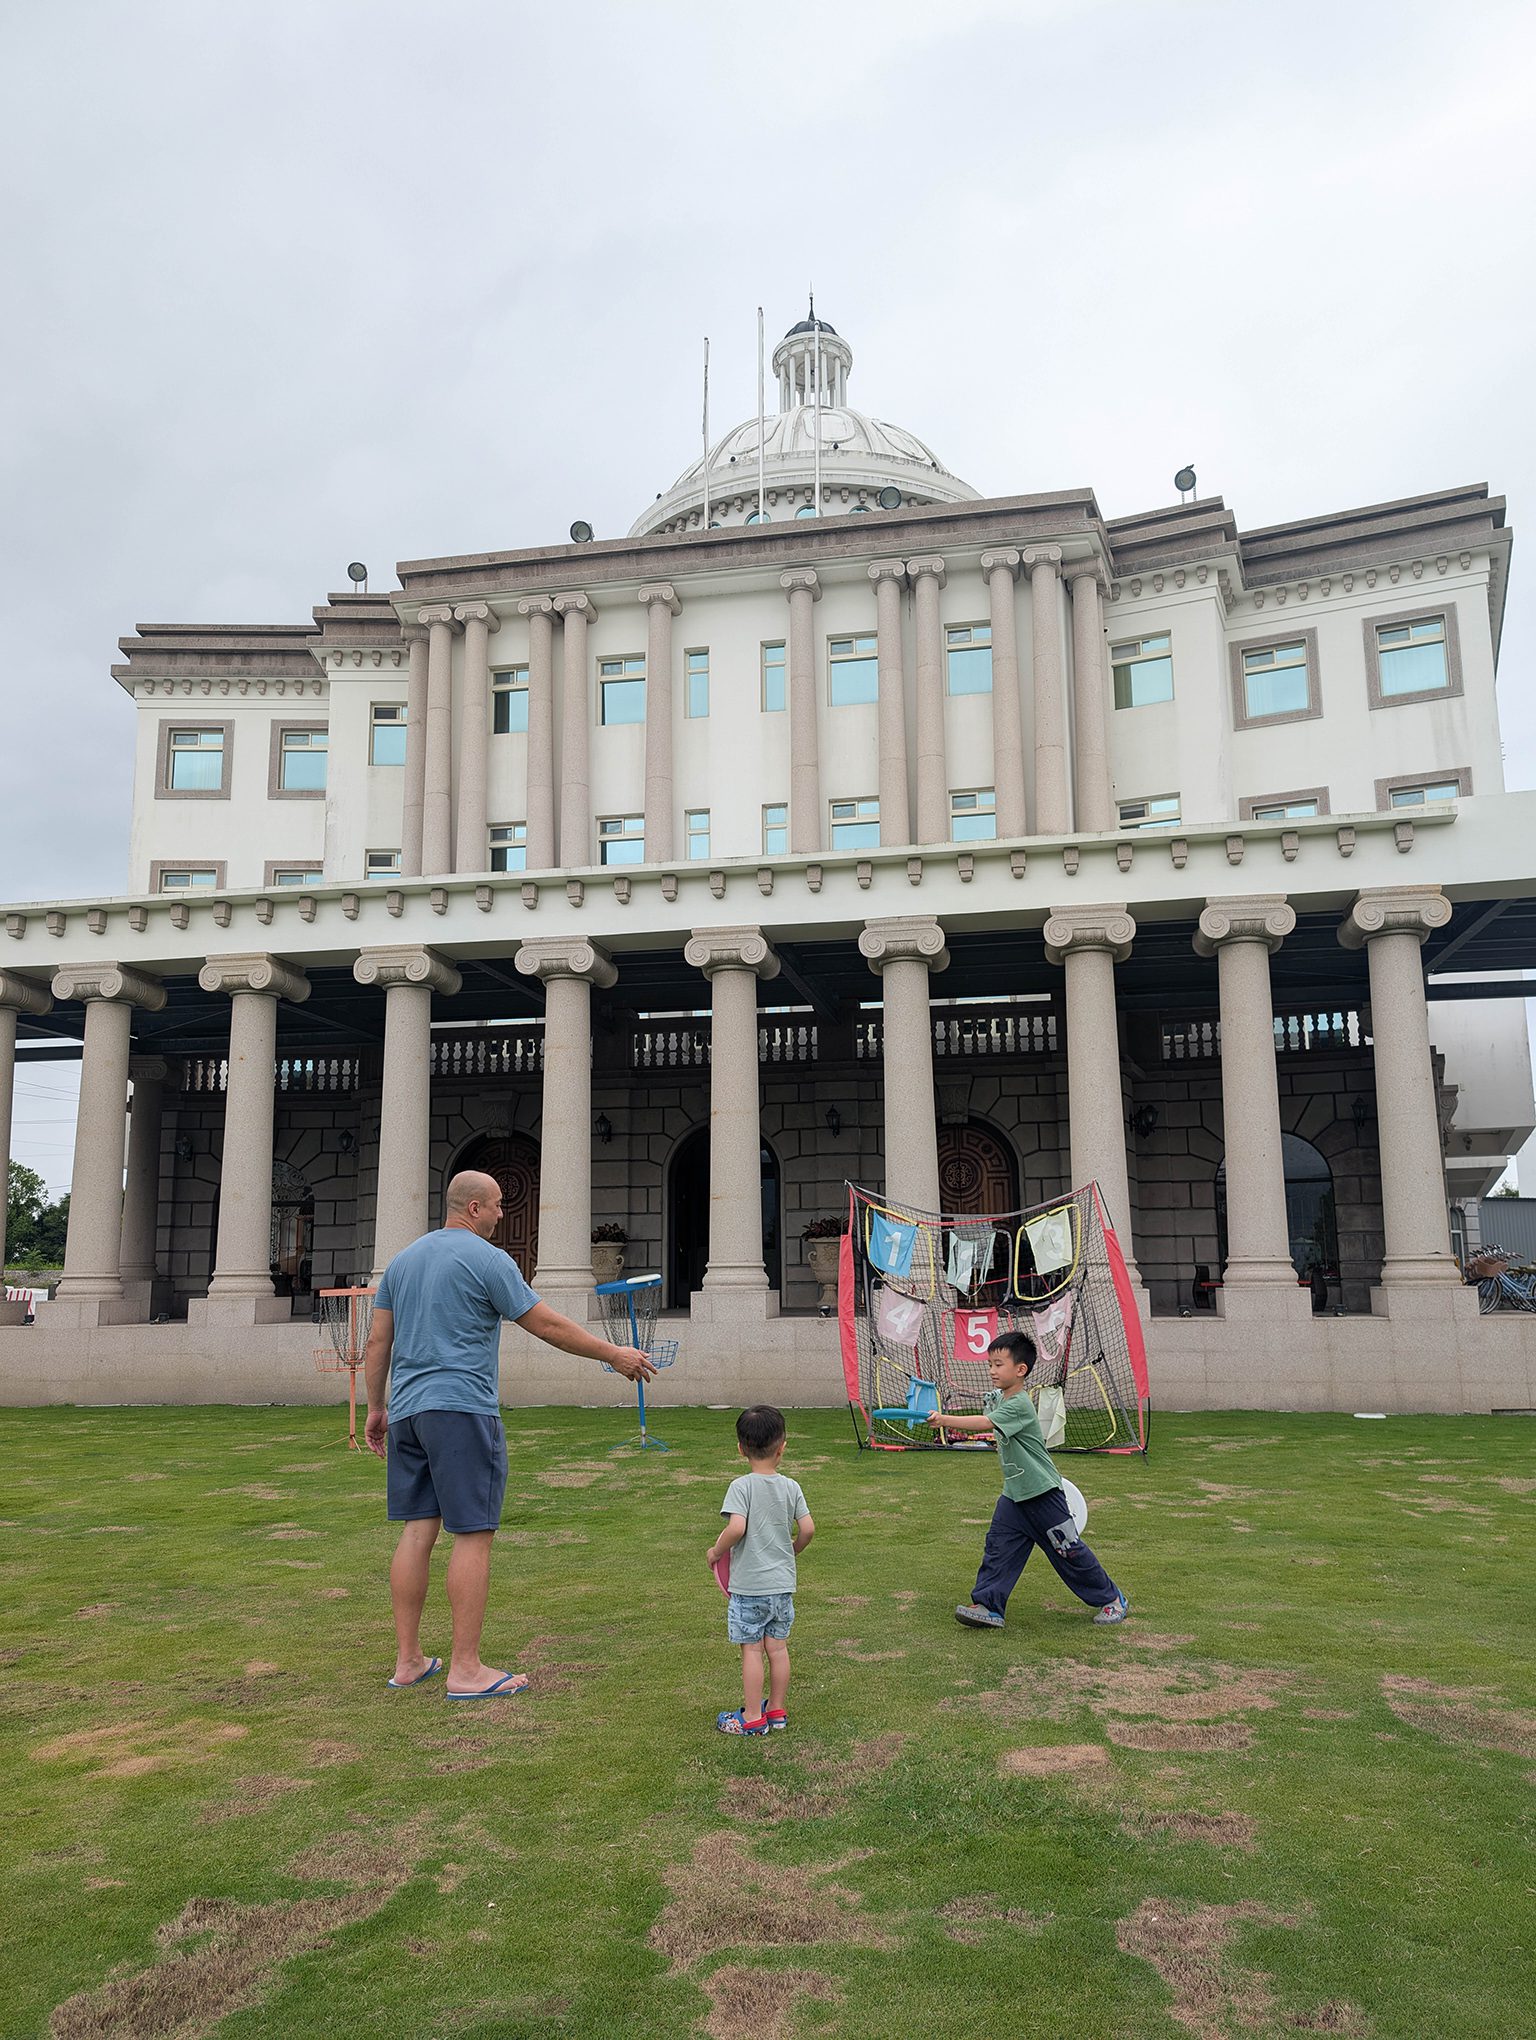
[361,1307,396,1460]
[515,1300,657,1381]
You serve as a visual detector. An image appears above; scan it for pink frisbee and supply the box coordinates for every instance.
[712,1552,732,1596]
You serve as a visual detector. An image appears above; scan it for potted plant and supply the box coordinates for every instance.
[591,1223,627,1283]
[801,1215,847,1315]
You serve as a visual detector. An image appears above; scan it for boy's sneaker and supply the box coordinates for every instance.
[955,1602,1005,1629]
[764,1707,788,1731]
[1093,1595,1129,1625]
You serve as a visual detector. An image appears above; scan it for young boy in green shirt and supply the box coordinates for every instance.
[928,1329,1128,1630]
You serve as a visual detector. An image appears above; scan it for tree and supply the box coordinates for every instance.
[5,1162,68,1269]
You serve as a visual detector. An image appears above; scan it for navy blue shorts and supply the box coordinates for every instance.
[386,1411,508,1535]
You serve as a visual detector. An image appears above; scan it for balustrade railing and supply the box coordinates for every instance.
[180,1054,369,1094]
[430,1028,544,1079]
[932,1005,1057,1057]
[1160,1007,1368,1062]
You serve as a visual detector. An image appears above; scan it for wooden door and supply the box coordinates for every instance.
[462,1135,540,1278]
[937,1121,1018,1217]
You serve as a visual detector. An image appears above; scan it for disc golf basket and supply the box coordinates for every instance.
[595,1272,678,1451]
[315,1287,375,1448]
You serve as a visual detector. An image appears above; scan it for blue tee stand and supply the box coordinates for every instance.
[870,1375,941,1426]
[595,1273,676,1451]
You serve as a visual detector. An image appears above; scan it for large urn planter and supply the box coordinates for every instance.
[804,1234,843,1316]
[591,1229,627,1284]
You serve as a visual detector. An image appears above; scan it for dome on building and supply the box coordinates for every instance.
[630,309,978,537]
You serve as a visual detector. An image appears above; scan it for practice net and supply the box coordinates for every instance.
[837,1181,1150,1454]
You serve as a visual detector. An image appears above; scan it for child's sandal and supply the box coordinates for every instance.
[716,1709,770,1736]
[764,1707,787,1731]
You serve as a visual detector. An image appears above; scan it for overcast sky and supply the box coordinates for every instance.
[3,0,1534,1196]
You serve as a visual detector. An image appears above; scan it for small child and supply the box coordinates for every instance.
[706,1403,815,1735]
[928,1329,1128,1630]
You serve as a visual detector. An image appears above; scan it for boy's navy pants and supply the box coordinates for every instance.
[972,1487,1120,1614]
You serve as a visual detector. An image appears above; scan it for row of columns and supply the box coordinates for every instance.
[398,553,1118,882]
[0,888,1469,1331]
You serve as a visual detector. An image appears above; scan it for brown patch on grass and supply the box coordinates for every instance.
[1289,2004,1371,2033]
[722,1733,909,1824]
[1107,1722,1254,1754]
[1303,1708,1355,1721]
[266,1527,318,1540]
[999,1744,1108,1778]
[82,1877,124,1890]
[701,1965,842,2040]
[213,1483,288,1502]
[833,1639,906,1663]
[519,1633,602,1696]
[276,1462,329,1473]
[33,1719,249,1780]
[74,1604,116,1620]
[1131,1810,1257,1852]
[200,1775,314,1824]
[123,1472,168,1482]
[976,1654,1288,1730]
[500,1528,589,1546]
[938,1894,1050,1944]
[1126,1633,1196,1652]
[287,1815,431,1889]
[1381,1674,1536,1761]
[306,1740,358,1767]
[537,1470,603,1488]
[1489,1475,1536,1495]
[242,1660,280,1677]
[1116,1896,1297,2040]
[318,1587,350,1600]
[649,1831,891,1973]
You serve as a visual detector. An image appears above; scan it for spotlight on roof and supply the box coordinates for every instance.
[1174,465,1197,501]
[569,520,594,543]
[877,486,902,510]
[346,561,368,587]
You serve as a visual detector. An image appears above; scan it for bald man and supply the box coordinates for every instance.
[362,1169,653,1700]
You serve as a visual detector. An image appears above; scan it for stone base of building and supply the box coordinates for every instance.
[0,1299,28,1326]
[1214,1273,1316,1323]
[32,1294,143,1330]
[186,1291,307,1328]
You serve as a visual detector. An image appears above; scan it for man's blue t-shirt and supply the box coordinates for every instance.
[374,1228,540,1422]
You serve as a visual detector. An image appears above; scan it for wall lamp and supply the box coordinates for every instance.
[174,1135,195,1162]
[1351,1094,1371,1133]
[825,1106,842,1138]
[595,1112,612,1144]
[1128,1104,1159,1140]
[337,1129,355,1154]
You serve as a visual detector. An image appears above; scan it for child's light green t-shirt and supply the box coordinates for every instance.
[983,1387,1060,1502]
[720,1470,809,1596]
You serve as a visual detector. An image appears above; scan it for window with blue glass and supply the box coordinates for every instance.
[370,704,407,765]
[600,655,646,725]
[279,728,328,792]
[762,802,788,855]
[493,667,530,734]
[167,727,225,791]
[1111,633,1174,709]
[490,823,527,872]
[686,649,709,718]
[950,788,996,841]
[1240,641,1310,720]
[830,796,880,849]
[761,642,786,713]
[946,623,993,695]
[829,633,878,706]
[686,808,710,859]
[599,814,644,864]
[1376,616,1449,697]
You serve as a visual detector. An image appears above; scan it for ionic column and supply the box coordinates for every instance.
[780,569,822,853]
[119,1054,170,1319]
[515,937,617,1300]
[554,592,596,866]
[1194,898,1312,1321]
[193,954,310,1324]
[981,549,1025,838]
[354,946,462,1279]
[520,597,557,871]
[44,964,165,1326]
[1067,563,1114,833]
[868,561,911,846]
[1043,906,1140,1285]
[1025,547,1069,834]
[0,971,52,1324]
[639,584,681,864]
[419,604,462,877]
[683,926,779,1302]
[454,602,500,873]
[1339,888,1471,1314]
[860,917,948,1212]
[907,556,948,845]
[400,624,429,878]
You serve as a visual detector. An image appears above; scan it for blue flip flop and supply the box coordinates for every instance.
[386,1656,442,1689]
[446,1671,529,1701]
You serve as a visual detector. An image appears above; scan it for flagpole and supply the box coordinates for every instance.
[702,336,711,530]
[756,306,766,524]
[812,312,822,518]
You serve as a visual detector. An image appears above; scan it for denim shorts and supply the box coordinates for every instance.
[727,1592,795,1645]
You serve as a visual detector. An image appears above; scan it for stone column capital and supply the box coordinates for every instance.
[0,968,51,1017]
[684,925,780,981]
[1338,886,1452,951]
[979,549,1021,578]
[1043,904,1136,965]
[1194,894,1296,957]
[859,915,950,975]
[1022,545,1064,573]
[453,601,501,631]
[401,621,429,644]
[51,962,166,1011]
[905,554,947,587]
[198,953,311,1003]
[518,595,556,618]
[513,936,617,989]
[1064,556,1110,591]
[779,568,821,599]
[637,583,681,614]
[353,945,463,996]
[867,559,908,586]
[128,1055,170,1084]
[417,604,463,632]
[552,591,596,620]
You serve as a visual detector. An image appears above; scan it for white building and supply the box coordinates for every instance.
[3,310,1535,1413]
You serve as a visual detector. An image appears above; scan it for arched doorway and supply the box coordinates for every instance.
[668,1127,781,1307]
[454,1133,541,1275]
[270,1158,315,1301]
[1215,1132,1339,1287]
[938,1120,1020,1216]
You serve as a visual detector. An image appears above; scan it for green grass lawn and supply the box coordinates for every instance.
[3,1404,1535,2040]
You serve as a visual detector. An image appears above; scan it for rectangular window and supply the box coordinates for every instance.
[830,796,880,849]
[685,808,710,859]
[761,641,786,713]
[158,867,219,891]
[279,727,328,792]
[1111,634,1174,709]
[945,623,993,695]
[493,667,530,735]
[598,814,645,865]
[1118,795,1181,830]
[762,802,788,856]
[167,727,226,791]
[365,849,401,881]
[370,704,407,765]
[1249,798,1319,821]
[1240,641,1310,720]
[829,633,879,706]
[271,867,325,886]
[490,822,527,872]
[685,649,710,719]
[1376,615,1449,697]
[1387,780,1463,808]
[599,655,646,725]
[950,788,997,841]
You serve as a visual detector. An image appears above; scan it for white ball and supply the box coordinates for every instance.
[1061,1477,1088,1535]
